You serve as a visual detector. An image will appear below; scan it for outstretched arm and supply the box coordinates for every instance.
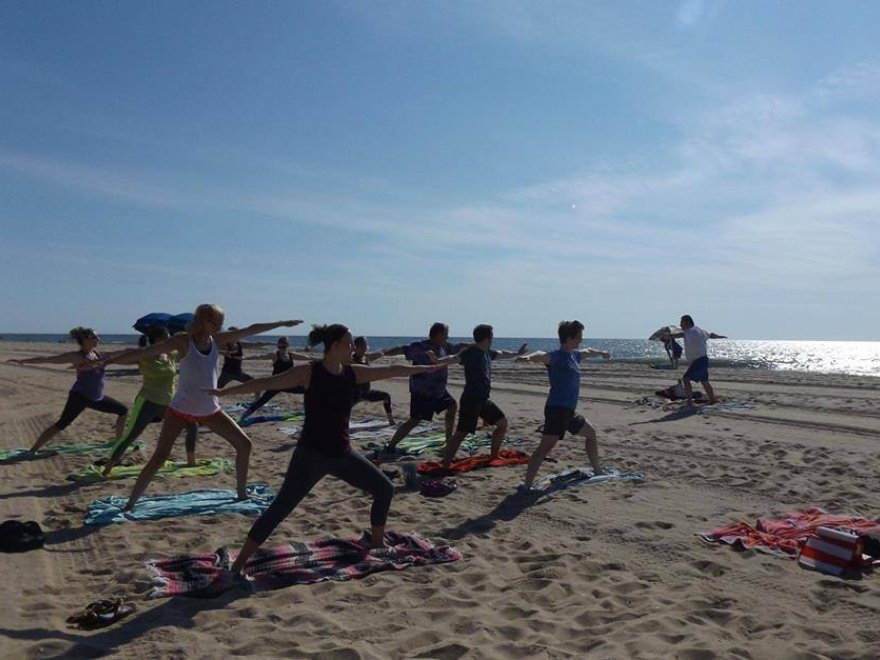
[494,342,529,359]
[380,344,409,358]
[352,362,448,385]
[206,364,312,397]
[219,320,303,345]
[7,350,83,366]
[580,348,611,359]
[101,335,189,366]
[516,351,551,365]
[709,332,727,339]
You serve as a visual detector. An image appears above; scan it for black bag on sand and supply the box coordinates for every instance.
[0,520,45,552]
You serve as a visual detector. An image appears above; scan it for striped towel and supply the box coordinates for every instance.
[146,531,462,598]
[84,483,275,526]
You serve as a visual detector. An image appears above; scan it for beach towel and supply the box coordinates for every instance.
[279,418,394,438]
[536,466,643,493]
[67,458,232,484]
[417,449,530,475]
[146,530,462,598]
[84,483,275,526]
[699,508,880,558]
[238,412,304,428]
[0,439,140,463]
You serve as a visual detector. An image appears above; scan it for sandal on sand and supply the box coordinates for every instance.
[66,598,135,630]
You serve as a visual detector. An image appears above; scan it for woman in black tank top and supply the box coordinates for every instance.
[208,323,448,577]
[235,337,312,422]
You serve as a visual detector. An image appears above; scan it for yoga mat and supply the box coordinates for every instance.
[0,440,140,463]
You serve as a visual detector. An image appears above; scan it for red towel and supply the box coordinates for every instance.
[700,507,880,558]
[417,449,530,475]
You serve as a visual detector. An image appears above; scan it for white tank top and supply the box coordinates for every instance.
[170,338,220,416]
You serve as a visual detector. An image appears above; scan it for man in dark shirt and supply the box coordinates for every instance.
[440,324,526,467]
[382,322,469,452]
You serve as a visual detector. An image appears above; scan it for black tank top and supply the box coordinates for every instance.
[299,361,357,457]
[222,342,244,374]
[272,350,294,375]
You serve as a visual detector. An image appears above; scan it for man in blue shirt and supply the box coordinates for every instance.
[516,320,610,491]
[382,322,469,452]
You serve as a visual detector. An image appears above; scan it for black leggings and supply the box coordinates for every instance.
[247,446,394,545]
[355,389,392,414]
[107,397,198,465]
[55,391,127,430]
[217,371,254,388]
[240,387,305,419]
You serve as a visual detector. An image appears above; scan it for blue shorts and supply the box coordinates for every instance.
[409,391,455,421]
[683,356,710,383]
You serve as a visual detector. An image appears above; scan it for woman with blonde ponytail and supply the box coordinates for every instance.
[97,304,303,511]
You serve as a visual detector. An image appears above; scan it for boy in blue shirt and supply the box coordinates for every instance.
[516,320,610,491]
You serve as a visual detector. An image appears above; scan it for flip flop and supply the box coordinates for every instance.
[66,598,136,630]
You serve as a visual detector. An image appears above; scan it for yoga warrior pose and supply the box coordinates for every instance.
[96,304,301,510]
[217,328,256,388]
[235,337,312,422]
[667,315,727,405]
[382,323,469,452]
[351,336,395,425]
[8,327,130,453]
[517,320,609,491]
[100,326,199,476]
[209,323,446,577]
[440,324,526,468]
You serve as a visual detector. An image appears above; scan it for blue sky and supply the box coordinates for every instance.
[1,1,878,340]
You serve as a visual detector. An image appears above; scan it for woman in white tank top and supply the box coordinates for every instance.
[100,304,302,511]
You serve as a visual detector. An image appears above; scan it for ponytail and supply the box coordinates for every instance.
[69,326,95,346]
[307,324,349,353]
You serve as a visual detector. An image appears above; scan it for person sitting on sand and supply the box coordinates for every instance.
[438,324,527,468]
[100,326,199,476]
[207,323,448,577]
[516,320,609,492]
[380,323,470,453]
[7,327,130,453]
[235,336,312,422]
[351,336,395,425]
[95,304,302,510]
[667,315,726,405]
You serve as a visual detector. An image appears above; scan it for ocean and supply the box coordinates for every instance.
[2,334,878,378]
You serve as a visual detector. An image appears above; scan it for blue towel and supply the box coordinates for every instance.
[84,483,276,526]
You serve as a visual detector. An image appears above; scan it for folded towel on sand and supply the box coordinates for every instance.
[146,530,462,598]
[67,458,232,483]
[417,449,530,475]
[536,466,643,493]
[699,507,880,558]
[85,483,275,526]
[0,439,140,463]
[280,418,394,437]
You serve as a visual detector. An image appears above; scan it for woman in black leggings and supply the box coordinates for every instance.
[209,323,446,576]
[352,336,395,425]
[8,327,130,452]
[235,337,312,422]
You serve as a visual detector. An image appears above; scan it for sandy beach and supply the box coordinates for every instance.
[1,340,879,659]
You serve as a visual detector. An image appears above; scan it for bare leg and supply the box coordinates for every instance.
[442,431,465,468]
[490,417,508,460]
[682,378,694,405]
[444,403,457,443]
[230,537,260,576]
[523,434,559,486]
[204,411,253,501]
[702,381,716,404]
[387,417,420,450]
[578,420,603,474]
[125,414,187,510]
[114,414,126,440]
[29,424,61,453]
